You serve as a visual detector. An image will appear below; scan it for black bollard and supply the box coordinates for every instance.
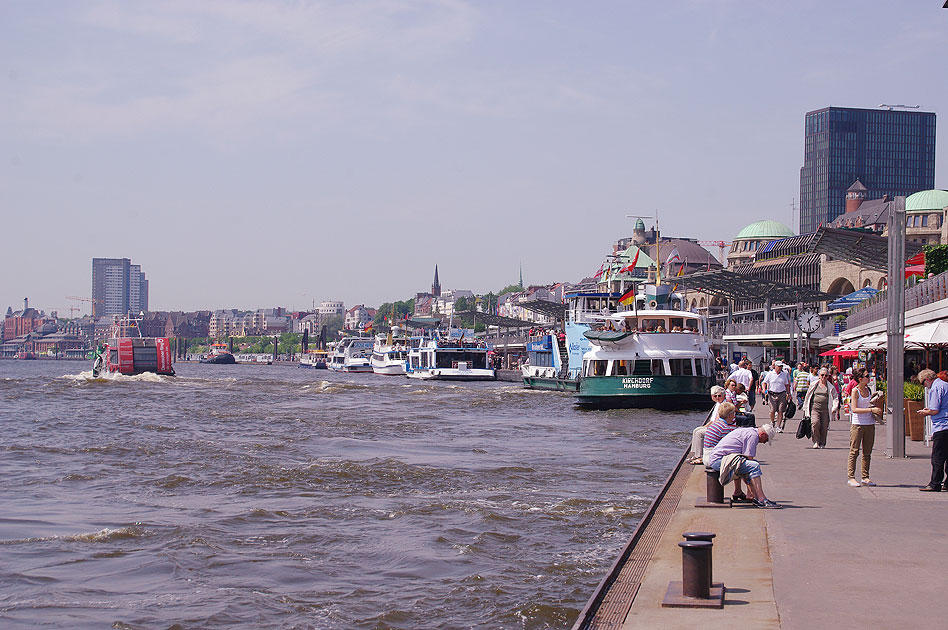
[696,468,730,508]
[679,541,712,599]
[662,538,725,608]
[682,532,716,585]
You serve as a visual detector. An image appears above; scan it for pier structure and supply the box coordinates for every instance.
[573,416,946,629]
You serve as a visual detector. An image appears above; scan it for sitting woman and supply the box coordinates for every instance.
[724,379,738,405]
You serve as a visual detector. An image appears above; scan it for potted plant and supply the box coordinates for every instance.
[903,381,926,441]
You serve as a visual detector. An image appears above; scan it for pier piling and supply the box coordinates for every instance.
[662,539,725,609]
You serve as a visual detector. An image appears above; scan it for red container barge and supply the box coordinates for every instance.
[92,315,175,377]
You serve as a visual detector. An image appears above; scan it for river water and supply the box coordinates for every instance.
[0,361,700,629]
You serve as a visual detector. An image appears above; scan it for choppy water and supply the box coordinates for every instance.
[0,360,699,629]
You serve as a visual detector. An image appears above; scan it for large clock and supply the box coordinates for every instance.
[797,308,821,334]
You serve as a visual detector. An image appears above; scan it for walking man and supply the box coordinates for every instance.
[762,361,792,432]
[917,369,948,492]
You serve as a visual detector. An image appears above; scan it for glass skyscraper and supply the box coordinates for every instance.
[799,107,935,233]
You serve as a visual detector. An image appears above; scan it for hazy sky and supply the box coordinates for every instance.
[3,1,947,315]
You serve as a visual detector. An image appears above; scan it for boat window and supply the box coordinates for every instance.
[623,317,637,331]
[588,360,608,377]
[685,318,699,332]
[669,359,694,376]
[640,318,666,332]
[109,349,118,364]
[695,359,705,376]
[613,360,631,376]
[633,360,652,376]
[670,318,684,330]
[652,360,666,375]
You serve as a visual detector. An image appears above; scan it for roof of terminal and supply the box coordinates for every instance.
[735,220,795,241]
[906,189,948,212]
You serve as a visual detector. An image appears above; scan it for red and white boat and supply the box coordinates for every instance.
[93,315,175,377]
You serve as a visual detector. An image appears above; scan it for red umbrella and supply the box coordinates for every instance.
[907,251,925,266]
[905,264,926,278]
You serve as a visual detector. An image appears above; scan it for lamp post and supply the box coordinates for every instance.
[886,196,906,458]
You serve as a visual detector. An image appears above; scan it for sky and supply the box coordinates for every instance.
[2,1,948,315]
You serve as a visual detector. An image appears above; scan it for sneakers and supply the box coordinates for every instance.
[847,478,861,487]
[812,443,820,449]
[919,485,942,492]
[861,478,876,486]
[776,427,784,433]
[754,499,782,509]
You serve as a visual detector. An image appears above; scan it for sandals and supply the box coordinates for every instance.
[731,493,753,503]
[689,457,703,465]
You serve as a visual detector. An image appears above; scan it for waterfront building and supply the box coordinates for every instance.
[2,298,53,342]
[799,106,936,233]
[726,220,795,269]
[829,185,948,246]
[344,305,376,331]
[91,258,149,317]
[318,300,345,321]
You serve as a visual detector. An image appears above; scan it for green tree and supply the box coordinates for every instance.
[924,244,948,277]
[454,296,470,313]
[321,315,345,341]
[496,284,522,296]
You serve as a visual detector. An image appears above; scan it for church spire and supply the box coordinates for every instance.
[432,264,441,297]
[519,262,523,289]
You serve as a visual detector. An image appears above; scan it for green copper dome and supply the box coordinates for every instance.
[734,220,794,240]
[634,218,645,231]
[906,189,948,212]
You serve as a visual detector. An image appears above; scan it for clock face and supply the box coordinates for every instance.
[797,309,820,333]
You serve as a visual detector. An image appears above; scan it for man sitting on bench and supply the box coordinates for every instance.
[707,424,780,509]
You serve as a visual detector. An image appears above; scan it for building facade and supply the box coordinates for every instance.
[799,107,936,233]
[92,258,149,317]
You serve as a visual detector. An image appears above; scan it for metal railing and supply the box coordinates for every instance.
[847,271,948,329]
[708,318,835,340]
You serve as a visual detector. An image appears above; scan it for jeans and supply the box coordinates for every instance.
[929,429,948,490]
[709,456,762,480]
[848,424,875,480]
[747,389,756,411]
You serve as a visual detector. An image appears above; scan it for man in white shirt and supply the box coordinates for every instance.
[762,361,792,432]
[730,359,754,391]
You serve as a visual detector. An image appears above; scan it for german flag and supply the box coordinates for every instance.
[618,286,636,306]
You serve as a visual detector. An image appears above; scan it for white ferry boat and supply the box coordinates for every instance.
[328,337,374,373]
[299,350,329,369]
[407,335,495,381]
[370,331,409,376]
[576,285,714,409]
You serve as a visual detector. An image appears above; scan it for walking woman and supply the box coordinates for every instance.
[802,367,837,448]
[847,368,883,487]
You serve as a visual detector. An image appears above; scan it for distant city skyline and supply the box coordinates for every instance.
[2,2,947,312]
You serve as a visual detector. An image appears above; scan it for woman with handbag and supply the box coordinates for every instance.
[802,367,838,449]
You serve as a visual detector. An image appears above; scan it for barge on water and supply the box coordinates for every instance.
[93,315,175,377]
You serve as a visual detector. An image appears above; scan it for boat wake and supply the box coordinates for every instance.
[62,370,167,384]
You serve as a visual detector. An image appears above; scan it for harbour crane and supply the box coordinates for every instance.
[697,240,732,265]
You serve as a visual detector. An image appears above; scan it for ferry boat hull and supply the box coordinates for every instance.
[200,352,236,365]
[576,375,713,409]
[98,337,176,376]
[407,368,496,381]
[372,362,407,376]
[522,375,580,392]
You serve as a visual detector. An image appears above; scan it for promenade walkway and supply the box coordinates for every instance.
[617,414,946,629]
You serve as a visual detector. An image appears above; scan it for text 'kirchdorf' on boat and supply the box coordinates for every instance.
[576,284,714,409]
[407,329,495,381]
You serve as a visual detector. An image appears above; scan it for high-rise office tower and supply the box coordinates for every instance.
[799,106,935,233]
[92,258,149,317]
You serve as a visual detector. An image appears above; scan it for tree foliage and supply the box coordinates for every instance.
[373,299,415,328]
[924,244,948,277]
[495,284,523,296]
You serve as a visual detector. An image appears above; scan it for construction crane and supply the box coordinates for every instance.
[66,296,102,317]
[697,240,732,265]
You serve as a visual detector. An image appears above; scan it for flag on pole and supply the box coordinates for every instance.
[619,249,641,274]
[618,286,636,306]
[672,261,686,292]
[664,247,681,266]
[593,263,606,278]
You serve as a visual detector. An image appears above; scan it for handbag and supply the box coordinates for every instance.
[795,416,812,439]
[785,399,797,419]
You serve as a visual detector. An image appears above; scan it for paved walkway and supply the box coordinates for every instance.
[620,413,946,629]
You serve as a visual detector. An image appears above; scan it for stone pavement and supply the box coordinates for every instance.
[620,414,947,629]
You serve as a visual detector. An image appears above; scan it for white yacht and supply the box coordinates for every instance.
[407,335,495,381]
[328,337,374,373]
[370,331,409,376]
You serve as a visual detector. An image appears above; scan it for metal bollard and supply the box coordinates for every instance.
[696,468,730,508]
[682,532,716,585]
[679,541,712,599]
